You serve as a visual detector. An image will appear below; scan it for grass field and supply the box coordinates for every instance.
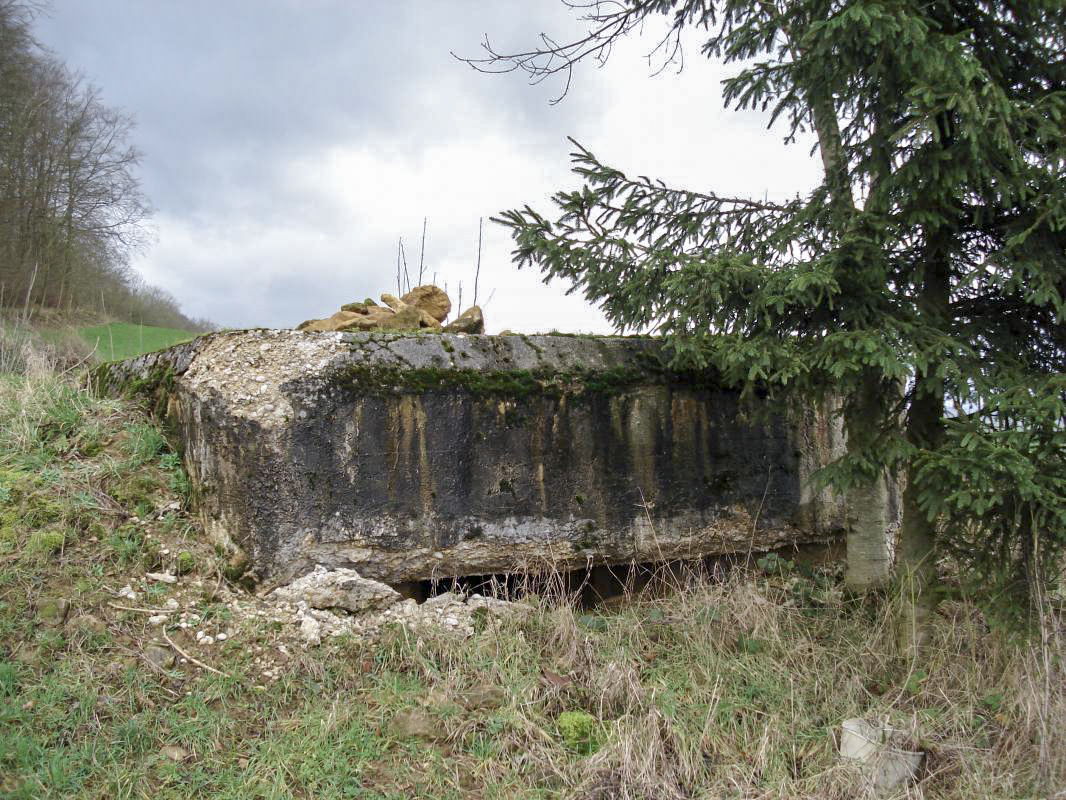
[76,322,195,361]
[0,361,1063,798]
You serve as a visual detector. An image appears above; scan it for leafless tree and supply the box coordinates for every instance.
[0,1,178,325]
[453,0,709,104]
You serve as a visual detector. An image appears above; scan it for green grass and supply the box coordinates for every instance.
[76,323,194,362]
[0,366,1064,798]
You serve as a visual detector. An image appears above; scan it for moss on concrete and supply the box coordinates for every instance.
[335,361,720,401]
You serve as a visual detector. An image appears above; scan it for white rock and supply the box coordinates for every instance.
[148,615,168,626]
[423,592,460,610]
[299,616,322,645]
[271,565,401,615]
[216,632,228,641]
[840,718,923,795]
[118,586,137,601]
[146,572,178,584]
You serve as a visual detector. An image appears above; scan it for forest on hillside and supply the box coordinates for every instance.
[0,2,211,332]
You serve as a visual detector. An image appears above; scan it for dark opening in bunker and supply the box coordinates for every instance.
[390,540,841,609]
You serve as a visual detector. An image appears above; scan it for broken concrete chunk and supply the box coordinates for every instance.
[296,284,475,335]
[36,598,70,627]
[840,718,924,795]
[377,305,424,331]
[339,307,397,331]
[271,566,401,615]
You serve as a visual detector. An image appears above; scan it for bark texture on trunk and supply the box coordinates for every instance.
[897,240,950,656]
[843,374,893,592]
[845,473,891,592]
[897,382,940,656]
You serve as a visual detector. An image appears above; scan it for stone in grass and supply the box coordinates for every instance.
[36,598,70,627]
[388,708,447,742]
[144,643,175,670]
[160,744,191,762]
[460,683,507,712]
[840,718,924,796]
[271,565,401,615]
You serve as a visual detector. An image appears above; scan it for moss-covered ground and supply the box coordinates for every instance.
[0,363,1063,799]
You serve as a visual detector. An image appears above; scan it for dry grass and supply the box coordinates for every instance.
[2,366,1064,799]
[369,562,1066,799]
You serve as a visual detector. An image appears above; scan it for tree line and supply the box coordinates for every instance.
[0,2,211,332]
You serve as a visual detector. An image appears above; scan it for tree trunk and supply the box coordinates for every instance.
[897,234,950,656]
[897,381,941,656]
[809,93,895,593]
[844,374,892,592]
[845,472,891,592]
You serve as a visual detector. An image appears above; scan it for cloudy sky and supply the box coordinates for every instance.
[35,1,821,333]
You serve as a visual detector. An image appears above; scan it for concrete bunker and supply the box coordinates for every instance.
[95,330,846,591]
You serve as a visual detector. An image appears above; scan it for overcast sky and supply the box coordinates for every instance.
[34,1,821,333]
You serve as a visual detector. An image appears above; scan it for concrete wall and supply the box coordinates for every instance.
[97,330,846,587]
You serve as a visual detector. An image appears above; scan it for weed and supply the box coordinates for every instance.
[25,528,65,556]
[556,710,600,754]
[121,421,167,467]
[0,324,34,374]
[174,550,196,576]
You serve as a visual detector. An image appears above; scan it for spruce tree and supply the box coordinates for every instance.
[474,0,1066,646]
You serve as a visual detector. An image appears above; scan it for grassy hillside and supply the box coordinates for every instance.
[76,322,196,361]
[0,362,1063,798]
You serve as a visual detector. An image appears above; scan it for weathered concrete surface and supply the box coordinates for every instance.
[97,330,846,588]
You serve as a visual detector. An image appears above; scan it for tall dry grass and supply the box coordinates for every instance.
[376,560,1066,799]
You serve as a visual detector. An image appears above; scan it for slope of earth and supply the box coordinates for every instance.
[0,366,1062,799]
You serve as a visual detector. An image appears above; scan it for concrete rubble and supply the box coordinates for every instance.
[840,717,924,796]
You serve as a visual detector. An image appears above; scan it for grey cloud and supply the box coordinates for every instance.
[34,1,814,330]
